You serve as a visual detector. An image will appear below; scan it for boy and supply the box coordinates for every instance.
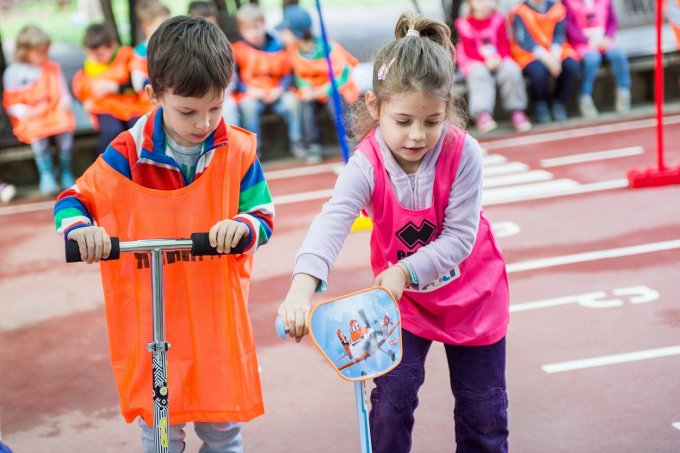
[54,16,274,452]
[72,23,153,155]
[130,0,171,94]
[232,3,304,159]
[276,5,359,163]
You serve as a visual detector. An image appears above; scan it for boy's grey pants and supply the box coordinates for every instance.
[138,418,242,453]
[466,59,527,118]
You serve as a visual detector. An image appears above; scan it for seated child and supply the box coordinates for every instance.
[3,25,76,194]
[130,0,171,95]
[72,23,152,156]
[233,3,303,159]
[277,5,360,164]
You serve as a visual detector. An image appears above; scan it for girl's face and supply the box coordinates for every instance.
[26,46,49,66]
[367,90,447,174]
[469,0,496,18]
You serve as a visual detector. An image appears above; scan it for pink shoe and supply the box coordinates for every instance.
[475,112,497,133]
[510,110,532,133]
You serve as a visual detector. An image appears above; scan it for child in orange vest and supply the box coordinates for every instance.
[233,3,303,159]
[3,25,76,194]
[130,0,171,96]
[72,23,152,156]
[510,0,581,123]
[54,16,274,452]
[277,5,360,164]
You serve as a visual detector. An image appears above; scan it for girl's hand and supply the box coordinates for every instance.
[209,219,250,253]
[277,274,318,342]
[485,55,502,72]
[91,79,119,98]
[372,264,410,302]
[67,226,111,264]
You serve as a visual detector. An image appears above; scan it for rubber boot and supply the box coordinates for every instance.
[59,153,76,188]
[34,153,59,195]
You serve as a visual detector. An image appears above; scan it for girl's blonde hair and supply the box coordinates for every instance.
[350,12,466,141]
[13,25,51,63]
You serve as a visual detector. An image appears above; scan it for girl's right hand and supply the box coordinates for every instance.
[277,274,318,342]
[66,226,111,264]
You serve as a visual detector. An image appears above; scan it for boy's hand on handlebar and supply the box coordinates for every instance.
[209,219,250,253]
[67,226,111,264]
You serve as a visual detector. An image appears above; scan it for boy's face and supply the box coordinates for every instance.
[142,14,170,40]
[146,86,225,147]
[238,19,266,47]
[86,43,116,63]
[27,46,49,66]
[469,0,496,18]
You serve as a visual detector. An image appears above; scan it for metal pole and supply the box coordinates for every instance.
[150,248,169,453]
[353,381,372,453]
[655,0,665,171]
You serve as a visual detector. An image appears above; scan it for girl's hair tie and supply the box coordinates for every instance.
[377,57,397,81]
[405,28,420,38]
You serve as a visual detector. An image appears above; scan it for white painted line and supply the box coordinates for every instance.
[672,422,680,431]
[483,178,629,206]
[482,154,508,166]
[483,170,553,188]
[491,221,520,238]
[273,189,333,205]
[507,239,680,273]
[265,162,342,180]
[483,162,528,176]
[542,345,680,373]
[482,115,680,150]
[510,285,658,312]
[0,200,54,216]
[540,146,645,167]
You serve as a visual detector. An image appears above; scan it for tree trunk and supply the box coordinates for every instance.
[129,0,140,46]
[99,0,121,44]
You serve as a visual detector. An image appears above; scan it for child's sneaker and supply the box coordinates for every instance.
[551,102,568,121]
[510,111,532,133]
[534,101,551,124]
[291,142,307,159]
[0,182,16,203]
[475,112,497,133]
[615,88,631,114]
[305,143,323,165]
[579,95,598,118]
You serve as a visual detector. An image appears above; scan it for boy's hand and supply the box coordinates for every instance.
[372,264,409,302]
[209,219,250,253]
[67,226,112,264]
[485,55,502,72]
[263,87,284,104]
[246,87,265,100]
[278,273,318,342]
[91,79,119,98]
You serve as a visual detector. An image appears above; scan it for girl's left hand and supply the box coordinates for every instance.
[372,264,410,301]
[209,219,250,253]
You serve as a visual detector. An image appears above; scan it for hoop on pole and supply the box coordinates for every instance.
[627,0,680,187]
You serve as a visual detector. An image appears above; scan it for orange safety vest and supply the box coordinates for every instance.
[72,46,153,122]
[2,61,75,143]
[509,2,578,68]
[74,126,263,424]
[670,0,680,48]
[232,40,292,102]
[287,41,360,104]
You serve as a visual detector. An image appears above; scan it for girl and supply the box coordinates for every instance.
[510,0,581,123]
[456,0,532,133]
[564,0,631,117]
[278,13,509,453]
[3,25,76,195]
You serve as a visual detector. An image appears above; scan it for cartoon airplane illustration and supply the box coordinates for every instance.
[334,310,401,372]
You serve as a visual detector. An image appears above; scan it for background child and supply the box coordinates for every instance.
[130,0,171,95]
[233,3,303,159]
[510,0,581,123]
[456,0,532,133]
[277,4,360,164]
[54,16,274,453]
[72,23,151,156]
[188,1,241,126]
[278,12,509,453]
[564,0,631,117]
[3,25,76,194]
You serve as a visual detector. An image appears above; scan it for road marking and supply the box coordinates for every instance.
[0,200,55,216]
[484,178,628,206]
[510,285,659,312]
[507,239,680,273]
[273,189,334,205]
[265,162,342,180]
[482,154,508,166]
[483,170,553,188]
[542,345,680,373]
[491,221,520,238]
[482,115,680,150]
[540,146,645,167]
[672,422,680,431]
[483,162,528,176]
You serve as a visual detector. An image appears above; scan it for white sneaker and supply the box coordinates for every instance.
[616,88,631,113]
[579,95,599,118]
[305,144,323,165]
[0,182,16,203]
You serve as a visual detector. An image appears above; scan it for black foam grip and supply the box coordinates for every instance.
[191,232,247,256]
[65,237,120,263]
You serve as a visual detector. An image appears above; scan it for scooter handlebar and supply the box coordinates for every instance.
[65,237,120,263]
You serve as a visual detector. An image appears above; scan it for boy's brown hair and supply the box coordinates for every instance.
[136,0,171,24]
[147,15,233,98]
[13,25,51,63]
[187,1,218,20]
[83,23,117,49]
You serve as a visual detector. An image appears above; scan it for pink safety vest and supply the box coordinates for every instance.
[358,127,509,346]
[567,0,612,57]
[456,12,506,59]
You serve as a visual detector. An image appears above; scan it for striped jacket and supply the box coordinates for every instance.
[54,108,274,253]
